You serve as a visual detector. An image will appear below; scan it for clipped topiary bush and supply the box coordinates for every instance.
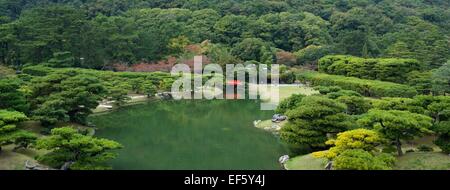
[318,55,421,83]
[297,72,417,98]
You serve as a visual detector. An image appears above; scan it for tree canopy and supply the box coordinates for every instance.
[358,109,433,155]
[280,96,353,149]
[0,0,448,69]
[0,109,36,152]
[36,127,122,170]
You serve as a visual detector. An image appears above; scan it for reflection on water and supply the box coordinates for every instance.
[90,100,289,170]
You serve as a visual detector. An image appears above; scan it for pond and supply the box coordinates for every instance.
[90,100,289,170]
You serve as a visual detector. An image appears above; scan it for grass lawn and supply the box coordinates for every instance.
[402,135,440,152]
[394,152,450,170]
[285,152,450,170]
[285,135,449,170]
[285,154,327,170]
[0,121,90,170]
[250,84,318,102]
[278,85,318,100]
[0,145,47,170]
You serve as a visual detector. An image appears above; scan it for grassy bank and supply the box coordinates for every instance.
[285,136,450,170]
[0,145,47,170]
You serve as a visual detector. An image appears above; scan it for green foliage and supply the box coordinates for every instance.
[313,129,385,160]
[214,14,251,45]
[370,96,450,125]
[314,86,342,95]
[46,52,75,68]
[434,121,450,136]
[369,95,450,154]
[407,70,433,95]
[337,95,371,115]
[417,145,434,152]
[279,65,296,84]
[313,86,369,114]
[108,85,131,107]
[36,127,122,170]
[327,90,362,99]
[280,96,353,149]
[141,81,157,98]
[0,110,36,151]
[414,95,450,124]
[385,41,413,59]
[0,77,29,112]
[22,65,54,76]
[358,109,433,155]
[206,44,240,67]
[434,135,450,154]
[168,36,191,55]
[0,109,27,126]
[275,94,305,114]
[432,61,450,95]
[29,70,107,125]
[294,45,331,65]
[231,38,271,62]
[381,146,397,154]
[298,71,417,98]
[318,55,422,83]
[0,1,448,69]
[371,97,425,114]
[1,6,86,66]
[433,120,450,154]
[333,149,395,170]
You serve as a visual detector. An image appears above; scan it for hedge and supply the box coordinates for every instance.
[22,65,55,76]
[297,71,417,98]
[318,55,421,83]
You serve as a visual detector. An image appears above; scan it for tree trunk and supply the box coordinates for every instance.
[396,138,403,156]
[0,146,2,154]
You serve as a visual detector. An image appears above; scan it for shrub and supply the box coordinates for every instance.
[417,145,434,152]
[297,71,417,98]
[371,97,425,113]
[333,149,394,170]
[327,90,362,99]
[337,95,371,115]
[22,65,54,76]
[314,86,341,94]
[435,135,450,154]
[294,45,330,65]
[275,94,305,114]
[318,55,421,83]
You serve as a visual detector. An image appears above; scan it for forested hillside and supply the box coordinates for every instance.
[0,0,449,70]
[0,0,450,171]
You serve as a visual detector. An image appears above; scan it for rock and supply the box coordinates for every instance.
[279,155,290,164]
[325,161,333,170]
[25,160,36,170]
[272,114,287,123]
[156,92,173,100]
[253,120,261,127]
[60,161,74,170]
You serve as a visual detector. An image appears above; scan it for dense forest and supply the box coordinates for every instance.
[0,0,449,170]
[0,0,449,69]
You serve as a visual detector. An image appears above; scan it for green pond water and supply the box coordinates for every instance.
[90,100,289,170]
